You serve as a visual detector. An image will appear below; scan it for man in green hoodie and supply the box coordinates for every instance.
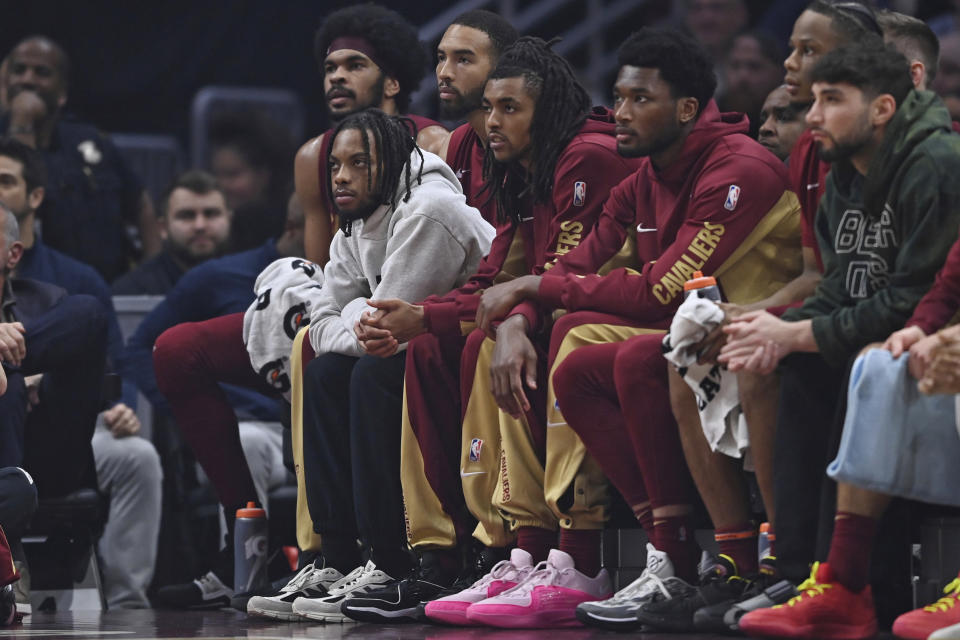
[719,42,960,639]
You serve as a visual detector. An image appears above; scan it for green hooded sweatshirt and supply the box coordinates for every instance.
[783,90,960,366]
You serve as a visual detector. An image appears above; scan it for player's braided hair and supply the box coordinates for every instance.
[481,36,591,225]
[327,110,424,236]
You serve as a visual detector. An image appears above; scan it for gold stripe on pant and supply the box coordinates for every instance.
[400,384,459,549]
[289,326,323,553]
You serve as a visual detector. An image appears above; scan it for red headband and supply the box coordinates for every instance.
[326,36,385,72]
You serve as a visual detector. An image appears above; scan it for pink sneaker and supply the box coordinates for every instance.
[465,549,612,628]
[425,549,534,626]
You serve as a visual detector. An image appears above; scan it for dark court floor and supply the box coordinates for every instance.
[0,609,903,640]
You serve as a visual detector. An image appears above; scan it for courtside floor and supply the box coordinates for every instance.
[0,610,902,639]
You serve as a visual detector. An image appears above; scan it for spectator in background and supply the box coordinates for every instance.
[1,36,161,282]
[0,137,161,609]
[209,111,296,252]
[112,171,232,296]
[683,0,749,96]
[934,32,960,120]
[757,85,807,161]
[0,203,107,500]
[129,193,305,609]
[718,31,785,137]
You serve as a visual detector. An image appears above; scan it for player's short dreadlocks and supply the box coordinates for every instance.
[327,110,424,236]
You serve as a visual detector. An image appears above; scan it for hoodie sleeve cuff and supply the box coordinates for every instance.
[508,301,543,334]
[423,301,463,338]
[538,275,566,309]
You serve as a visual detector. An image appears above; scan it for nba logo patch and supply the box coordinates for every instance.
[724,185,741,211]
[574,181,586,207]
[469,438,483,462]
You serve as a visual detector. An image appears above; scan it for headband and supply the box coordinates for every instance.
[326,36,386,72]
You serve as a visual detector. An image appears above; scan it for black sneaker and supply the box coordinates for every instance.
[635,554,750,633]
[340,551,457,623]
[693,555,788,632]
[155,547,234,609]
[414,544,508,623]
[1,584,17,626]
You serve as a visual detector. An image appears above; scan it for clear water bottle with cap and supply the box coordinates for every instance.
[683,270,721,302]
[234,502,268,594]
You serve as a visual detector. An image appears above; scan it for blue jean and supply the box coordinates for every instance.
[0,294,108,498]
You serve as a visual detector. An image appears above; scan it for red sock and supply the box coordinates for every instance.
[634,504,655,540]
[827,512,877,592]
[714,523,758,576]
[516,526,556,563]
[653,514,699,582]
[559,529,602,577]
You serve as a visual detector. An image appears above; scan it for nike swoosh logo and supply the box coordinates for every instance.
[546,421,567,428]
[637,224,657,233]
[460,470,487,477]
[806,183,819,191]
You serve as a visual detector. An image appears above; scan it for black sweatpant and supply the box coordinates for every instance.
[774,352,912,625]
[301,351,411,577]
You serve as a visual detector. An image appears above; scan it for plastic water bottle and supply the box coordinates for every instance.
[683,270,721,301]
[758,522,773,561]
[234,502,268,594]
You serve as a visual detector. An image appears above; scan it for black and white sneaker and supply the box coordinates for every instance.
[340,551,459,623]
[247,562,344,621]
[292,561,396,623]
[155,570,234,610]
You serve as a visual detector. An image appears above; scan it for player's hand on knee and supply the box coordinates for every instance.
[884,325,926,359]
[490,316,537,418]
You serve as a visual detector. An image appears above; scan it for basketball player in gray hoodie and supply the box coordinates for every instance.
[287,109,494,623]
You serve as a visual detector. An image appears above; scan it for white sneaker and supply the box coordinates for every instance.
[247,562,344,621]
[575,543,675,630]
[425,548,535,626]
[931,622,960,639]
[466,549,613,628]
[292,561,396,623]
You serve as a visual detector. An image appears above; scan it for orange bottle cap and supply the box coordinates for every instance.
[760,522,771,533]
[683,270,717,291]
[236,501,265,518]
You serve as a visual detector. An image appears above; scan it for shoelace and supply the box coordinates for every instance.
[328,565,368,594]
[501,561,566,598]
[925,577,960,613]
[613,569,671,602]
[776,562,831,609]
[612,570,673,603]
[282,563,319,593]
[467,559,520,590]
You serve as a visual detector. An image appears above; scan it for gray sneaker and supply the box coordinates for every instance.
[291,561,396,623]
[247,562,343,621]
[575,543,681,631]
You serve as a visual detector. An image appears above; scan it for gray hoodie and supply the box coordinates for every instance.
[308,148,495,357]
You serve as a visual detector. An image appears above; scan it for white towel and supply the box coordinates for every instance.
[662,294,751,466]
[242,258,324,401]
